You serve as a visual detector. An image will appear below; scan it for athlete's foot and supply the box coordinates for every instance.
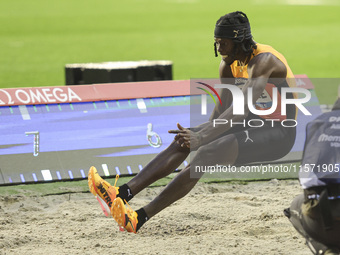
[88,166,119,217]
[111,197,138,233]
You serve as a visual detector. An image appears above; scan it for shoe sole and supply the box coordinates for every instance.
[88,166,98,196]
[88,166,111,217]
[112,198,138,233]
[111,198,127,227]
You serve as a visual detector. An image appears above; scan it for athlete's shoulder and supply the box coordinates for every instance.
[253,43,288,61]
[254,43,281,55]
[248,51,286,78]
[251,43,293,78]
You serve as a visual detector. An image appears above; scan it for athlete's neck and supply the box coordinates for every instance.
[237,53,251,66]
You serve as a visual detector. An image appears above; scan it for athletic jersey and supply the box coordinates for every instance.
[230,43,297,121]
[299,109,340,189]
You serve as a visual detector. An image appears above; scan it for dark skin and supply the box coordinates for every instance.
[126,38,288,219]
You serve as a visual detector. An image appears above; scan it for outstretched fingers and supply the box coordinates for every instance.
[168,123,187,134]
[168,123,191,148]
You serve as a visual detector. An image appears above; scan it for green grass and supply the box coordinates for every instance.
[0,0,340,104]
[0,173,253,197]
[0,175,170,197]
[1,162,300,197]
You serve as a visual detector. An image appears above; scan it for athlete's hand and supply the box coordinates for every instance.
[168,123,202,149]
[168,123,187,144]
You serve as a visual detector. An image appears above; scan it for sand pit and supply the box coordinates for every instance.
[0,179,312,255]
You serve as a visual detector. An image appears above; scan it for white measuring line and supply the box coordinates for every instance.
[18,105,31,120]
[136,98,147,113]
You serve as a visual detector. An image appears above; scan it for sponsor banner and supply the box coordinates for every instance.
[92,80,191,102]
[0,80,190,106]
[0,76,311,107]
[0,86,95,106]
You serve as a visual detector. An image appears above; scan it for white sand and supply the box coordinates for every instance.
[0,180,312,255]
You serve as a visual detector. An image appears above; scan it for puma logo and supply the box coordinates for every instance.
[244,130,254,143]
[127,189,133,197]
[98,183,112,207]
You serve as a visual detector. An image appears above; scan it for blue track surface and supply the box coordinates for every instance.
[0,92,321,185]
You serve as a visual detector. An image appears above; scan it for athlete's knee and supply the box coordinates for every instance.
[195,135,237,165]
[168,139,190,153]
[195,142,220,161]
[194,146,214,165]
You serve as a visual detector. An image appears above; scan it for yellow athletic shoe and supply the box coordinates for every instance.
[111,197,138,233]
[88,166,119,217]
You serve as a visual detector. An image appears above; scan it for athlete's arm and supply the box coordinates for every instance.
[209,60,234,121]
[195,53,287,146]
[169,60,234,144]
[187,59,234,133]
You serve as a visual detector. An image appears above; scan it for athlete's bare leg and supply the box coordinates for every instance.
[126,140,190,196]
[143,134,239,218]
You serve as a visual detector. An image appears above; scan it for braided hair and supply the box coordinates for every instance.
[214,11,257,57]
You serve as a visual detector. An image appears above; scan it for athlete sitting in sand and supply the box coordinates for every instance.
[88,11,297,233]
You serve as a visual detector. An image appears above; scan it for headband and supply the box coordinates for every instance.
[214,23,252,42]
